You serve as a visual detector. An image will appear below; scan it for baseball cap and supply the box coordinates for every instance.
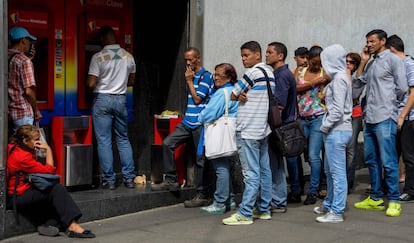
[9,26,37,41]
[294,47,308,56]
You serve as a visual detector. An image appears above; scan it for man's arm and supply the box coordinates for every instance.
[87,75,98,90]
[24,86,42,121]
[127,73,136,87]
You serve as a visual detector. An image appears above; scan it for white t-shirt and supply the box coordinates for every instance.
[88,44,136,94]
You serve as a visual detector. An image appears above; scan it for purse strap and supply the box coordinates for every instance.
[223,88,229,118]
[257,66,277,105]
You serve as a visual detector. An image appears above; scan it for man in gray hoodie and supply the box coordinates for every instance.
[313,44,352,223]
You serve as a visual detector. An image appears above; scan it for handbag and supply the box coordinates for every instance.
[204,89,237,159]
[257,67,282,130]
[269,120,306,157]
[26,173,61,191]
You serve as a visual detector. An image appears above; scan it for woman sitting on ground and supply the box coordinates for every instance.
[6,124,95,238]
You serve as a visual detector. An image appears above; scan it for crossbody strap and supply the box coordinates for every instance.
[257,66,277,104]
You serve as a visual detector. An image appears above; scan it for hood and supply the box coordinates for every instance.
[320,44,347,79]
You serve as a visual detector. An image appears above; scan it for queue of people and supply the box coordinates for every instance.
[6,25,413,240]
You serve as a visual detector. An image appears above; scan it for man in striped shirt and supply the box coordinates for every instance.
[223,41,275,225]
[151,47,214,207]
[8,26,42,136]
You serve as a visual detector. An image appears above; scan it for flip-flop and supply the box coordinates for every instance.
[66,229,96,238]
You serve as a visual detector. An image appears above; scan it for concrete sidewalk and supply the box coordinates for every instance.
[4,168,414,243]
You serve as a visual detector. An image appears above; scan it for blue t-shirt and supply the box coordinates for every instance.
[182,68,214,129]
[274,64,297,123]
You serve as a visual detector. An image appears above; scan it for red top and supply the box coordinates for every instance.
[352,106,362,118]
[7,145,55,195]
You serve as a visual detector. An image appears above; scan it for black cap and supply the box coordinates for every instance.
[294,47,308,56]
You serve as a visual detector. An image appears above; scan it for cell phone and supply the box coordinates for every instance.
[29,43,35,57]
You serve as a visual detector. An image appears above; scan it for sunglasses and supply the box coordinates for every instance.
[346,60,356,65]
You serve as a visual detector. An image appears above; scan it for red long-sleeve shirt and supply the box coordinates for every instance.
[7,145,56,195]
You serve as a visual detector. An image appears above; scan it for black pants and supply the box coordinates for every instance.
[162,122,212,196]
[7,184,82,230]
[402,120,414,195]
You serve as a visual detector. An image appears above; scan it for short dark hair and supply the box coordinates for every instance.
[308,45,323,59]
[366,29,387,41]
[99,25,116,40]
[294,47,308,56]
[240,41,261,54]
[268,42,288,61]
[184,47,201,57]
[386,34,404,52]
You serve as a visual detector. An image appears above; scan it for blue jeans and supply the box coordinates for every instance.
[364,119,400,202]
[236,132,272,217]
[286,155,302,196]
[13,115,34,129]
[212,156,233,207]
[323,130,351,215]
[92,94,136,184]
[269,148,287,208]
[300,115,324,195]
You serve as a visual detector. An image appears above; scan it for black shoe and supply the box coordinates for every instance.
[102,183,116,190]
[124,181,135,188]
[304,193,317,205]
[184,194,210,208]
[400,193,414,202]
[151,180,179,191]
[37,225,60,237]
[287,193,302,203]
[66,229,96,238]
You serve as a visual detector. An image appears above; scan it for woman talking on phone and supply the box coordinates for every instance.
[7,125,95,238]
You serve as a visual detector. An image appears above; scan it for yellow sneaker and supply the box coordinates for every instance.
[386,202,401,217]
[222,213,253,225]
[354,196,385,210]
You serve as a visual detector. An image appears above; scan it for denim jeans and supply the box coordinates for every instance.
[212,156,233,207]
[300,115,324,195]
[323,130,351,215]
[13,115,34,130]
[364,119,400,202]
[286,155,302,196]
[401,120,414,195]
[269,148,287,208]
[236,132,272,217]
[346,116,363,191]
[92,94,136,184]
[162,123,209,193]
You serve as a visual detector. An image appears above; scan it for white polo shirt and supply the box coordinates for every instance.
[88,44,136,94]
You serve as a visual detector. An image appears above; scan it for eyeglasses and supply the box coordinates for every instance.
[346,60,356,65]
[213,73,226,79]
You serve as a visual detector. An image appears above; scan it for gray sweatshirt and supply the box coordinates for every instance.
[320,44,352,134]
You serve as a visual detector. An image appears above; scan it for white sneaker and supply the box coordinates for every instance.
[313,205,330,214]
[316,211,344,223]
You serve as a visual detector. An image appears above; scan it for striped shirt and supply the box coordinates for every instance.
[182,68,214,129]
[8,49,36,121]
[233,63,275,139]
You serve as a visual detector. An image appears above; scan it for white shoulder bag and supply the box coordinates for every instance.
[204,89,237,159]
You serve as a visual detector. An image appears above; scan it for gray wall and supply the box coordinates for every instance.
[202,0,414,76]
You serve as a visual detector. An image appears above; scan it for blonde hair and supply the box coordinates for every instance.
[9,124,40,145]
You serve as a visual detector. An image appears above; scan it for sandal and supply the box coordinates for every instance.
[66,229,96,238]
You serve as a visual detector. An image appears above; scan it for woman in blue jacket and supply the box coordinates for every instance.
[198,63,239,214]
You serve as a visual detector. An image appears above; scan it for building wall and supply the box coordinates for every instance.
[202,0,414,75]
